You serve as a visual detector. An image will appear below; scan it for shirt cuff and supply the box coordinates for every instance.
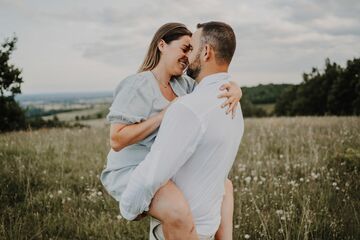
[119,198,150,221]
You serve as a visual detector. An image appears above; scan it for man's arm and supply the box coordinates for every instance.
[119,102,204,220]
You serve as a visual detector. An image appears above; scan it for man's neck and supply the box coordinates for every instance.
[195,64,229,83]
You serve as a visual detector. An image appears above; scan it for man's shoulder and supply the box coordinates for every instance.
[165,97,199,121]
[175,84,215,112]
[176,93,198,111]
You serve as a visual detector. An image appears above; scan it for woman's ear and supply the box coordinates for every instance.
[157,39,166,52]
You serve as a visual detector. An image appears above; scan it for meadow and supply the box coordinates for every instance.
[0,117,359,239]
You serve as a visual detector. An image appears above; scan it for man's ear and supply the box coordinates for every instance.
[203,44,212,62]
[157,39,166,53]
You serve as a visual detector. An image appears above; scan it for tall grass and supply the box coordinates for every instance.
[0,117,359,239]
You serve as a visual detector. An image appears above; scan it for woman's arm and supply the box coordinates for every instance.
[218,81,242,119]
[110,110,165,152]
[110,98,179,152]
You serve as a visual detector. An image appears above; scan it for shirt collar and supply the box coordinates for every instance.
[195,72,231,90]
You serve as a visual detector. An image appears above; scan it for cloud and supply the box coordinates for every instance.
[1,0,359,93]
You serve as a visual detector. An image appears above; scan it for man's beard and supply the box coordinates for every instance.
[186,52,201,80]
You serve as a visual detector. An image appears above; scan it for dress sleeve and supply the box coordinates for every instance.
[106,74,154,124]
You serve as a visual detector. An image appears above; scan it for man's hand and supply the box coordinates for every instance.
[133,212,148,221]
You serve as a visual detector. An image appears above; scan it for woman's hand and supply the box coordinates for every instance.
[217,81,242,119]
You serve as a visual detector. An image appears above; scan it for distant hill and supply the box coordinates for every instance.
[242,84,294,104]
[15,85,294,119]
[15,91,112,105]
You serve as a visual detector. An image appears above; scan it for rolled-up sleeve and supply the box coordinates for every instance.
[119,102,205,220]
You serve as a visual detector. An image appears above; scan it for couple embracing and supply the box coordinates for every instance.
[100,21,244,240]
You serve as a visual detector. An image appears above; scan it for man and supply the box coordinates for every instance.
[120,21,244,240]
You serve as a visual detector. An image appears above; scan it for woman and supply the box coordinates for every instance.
[101,23,241,240]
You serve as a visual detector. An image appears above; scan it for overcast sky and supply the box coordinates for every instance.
[1,0,359,94]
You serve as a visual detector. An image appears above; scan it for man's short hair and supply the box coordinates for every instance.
[197,21,236,65]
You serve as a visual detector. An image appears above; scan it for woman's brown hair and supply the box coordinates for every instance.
[138,23,192,72]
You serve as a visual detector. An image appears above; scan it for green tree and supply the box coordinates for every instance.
[240,95,267,118]
[327,58,360,115]
[0,36,23,96]
[275,57,360,116]
[348,59,360,114]
[0,36,26,132]
[242,83,293,104]
[274,85,297,116]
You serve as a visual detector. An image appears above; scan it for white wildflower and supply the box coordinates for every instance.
[276,210,284,215]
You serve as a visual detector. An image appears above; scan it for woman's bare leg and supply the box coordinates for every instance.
[147,180,199,240]
[215,179,234,240]
[133,179,233,240]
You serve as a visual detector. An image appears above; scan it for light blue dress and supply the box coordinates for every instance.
[100,71,196,201]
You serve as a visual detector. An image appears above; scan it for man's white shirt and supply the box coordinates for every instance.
[120,72,244,236]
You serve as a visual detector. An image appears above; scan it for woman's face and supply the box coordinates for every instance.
[160,35,192,76]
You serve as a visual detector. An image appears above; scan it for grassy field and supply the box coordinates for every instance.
[0,117,359,239]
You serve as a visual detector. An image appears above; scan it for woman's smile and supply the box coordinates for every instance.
[179,59,188,69]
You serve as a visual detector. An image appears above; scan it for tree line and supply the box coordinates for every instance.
[240,58,360,117]
[274,58,360,116]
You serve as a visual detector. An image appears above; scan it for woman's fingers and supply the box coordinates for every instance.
[227,100,238,118]
[218,81,241,119]
[220,96,239,119]
[219,83,231,91]
[238,87,243,100]
[218,91,231,99]
[218,85,242,101]
[221,97,233,108]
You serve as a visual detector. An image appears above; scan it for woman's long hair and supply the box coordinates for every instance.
[138,23,192,72]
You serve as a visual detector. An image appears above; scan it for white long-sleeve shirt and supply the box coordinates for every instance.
[120,72,244,236]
